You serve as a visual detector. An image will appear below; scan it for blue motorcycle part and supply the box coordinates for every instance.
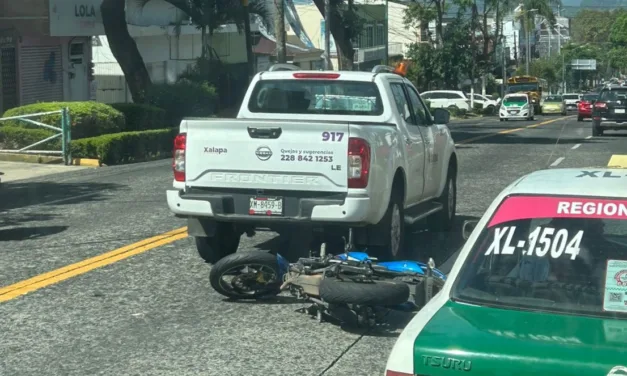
[335,251,371,262]
[378,261,446,280]
[276,253,290,279]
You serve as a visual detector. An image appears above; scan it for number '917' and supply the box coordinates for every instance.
[322,132,344,142]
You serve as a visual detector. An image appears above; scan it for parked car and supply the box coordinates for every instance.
[420,90,471,110]
[577,92,599,121]
[562,93,582,115]
[592,84,627,136]
[466,93,499,113]
[541,95,564,115]
[385,167,627,376]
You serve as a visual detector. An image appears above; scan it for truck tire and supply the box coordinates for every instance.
[428,165,457,232]
[367,189,405,260]
[195,223,241,264]
[320,278,410,306]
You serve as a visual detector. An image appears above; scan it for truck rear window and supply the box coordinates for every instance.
[247,80,384,115]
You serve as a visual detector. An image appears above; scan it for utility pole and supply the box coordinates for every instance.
[502,35,507,98]
[275,0,286,63]
[324,0,331,69]
[242,0,255,81]
[526,25,530,74]
[384,0,389,65]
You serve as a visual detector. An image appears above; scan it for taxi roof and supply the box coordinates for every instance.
[504,168,627,198]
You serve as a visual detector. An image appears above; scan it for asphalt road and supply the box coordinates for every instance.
[1,115,625,376]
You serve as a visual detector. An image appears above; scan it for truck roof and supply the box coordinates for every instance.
[505,168,627,198]
[257,70,404,83]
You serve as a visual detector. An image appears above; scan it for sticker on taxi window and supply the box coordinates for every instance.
[489,196,627,227]
[603,259,627,313]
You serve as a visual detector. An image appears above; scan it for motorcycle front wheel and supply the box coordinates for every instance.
[209,251,282,299]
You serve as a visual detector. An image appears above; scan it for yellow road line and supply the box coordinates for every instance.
[0,227,188,303]
[608,155,627,168]
[455,116,571,146]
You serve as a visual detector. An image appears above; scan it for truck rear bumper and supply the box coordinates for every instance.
[166,189,373,224]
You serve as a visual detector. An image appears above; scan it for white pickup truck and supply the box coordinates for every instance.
[167,65,458,263]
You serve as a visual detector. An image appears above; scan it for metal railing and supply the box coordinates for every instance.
[0,108,72,165]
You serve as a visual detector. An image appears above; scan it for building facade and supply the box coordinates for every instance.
[0,0,93,113]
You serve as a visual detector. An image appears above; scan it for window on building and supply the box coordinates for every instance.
[366,25,374,47]
[376,24,384,46]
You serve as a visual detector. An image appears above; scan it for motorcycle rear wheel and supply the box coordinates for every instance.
[319,278,409,306]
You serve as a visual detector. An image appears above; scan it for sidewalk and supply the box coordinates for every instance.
[0,161,89,183]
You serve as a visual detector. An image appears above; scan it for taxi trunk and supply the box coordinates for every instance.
[413,301,627,375]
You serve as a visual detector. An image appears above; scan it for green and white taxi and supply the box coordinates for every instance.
[499,93,535,121]
[385,168,627,376]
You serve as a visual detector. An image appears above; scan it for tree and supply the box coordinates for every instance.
[101,0,152,103]
[101,0,268,103]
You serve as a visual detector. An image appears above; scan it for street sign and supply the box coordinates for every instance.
[571,59,597,71]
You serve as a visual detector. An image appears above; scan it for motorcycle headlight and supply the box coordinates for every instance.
[531,99,537,103]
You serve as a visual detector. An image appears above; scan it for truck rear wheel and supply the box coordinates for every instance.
[366,190,405,260]
[195,223,241,264]
[428,165,457,232]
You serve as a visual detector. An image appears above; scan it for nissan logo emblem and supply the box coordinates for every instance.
[255,146,273,161]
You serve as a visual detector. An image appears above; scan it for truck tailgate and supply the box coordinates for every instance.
[184,119,349,192]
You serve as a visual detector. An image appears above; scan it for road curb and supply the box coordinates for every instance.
[0,153,63,164]
[71,158,101,167]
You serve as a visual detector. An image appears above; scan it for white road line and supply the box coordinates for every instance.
[550,157,565,167]
[585,136,592,139]
[571,143,581,150]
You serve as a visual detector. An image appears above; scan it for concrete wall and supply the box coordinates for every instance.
[0,0,50,36]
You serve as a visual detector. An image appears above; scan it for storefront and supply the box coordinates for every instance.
[0,0,95,112]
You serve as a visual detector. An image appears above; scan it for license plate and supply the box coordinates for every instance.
[616,109,625,114]
[249,197,283,216]
[509,111,517,114]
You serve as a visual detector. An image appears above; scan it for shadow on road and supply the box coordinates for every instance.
[0,181,124,212]
[0,225,69,241]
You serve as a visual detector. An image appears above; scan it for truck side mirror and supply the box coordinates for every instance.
[462,220,479,240]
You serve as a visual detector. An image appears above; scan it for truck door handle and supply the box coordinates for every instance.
[248,127,282,139]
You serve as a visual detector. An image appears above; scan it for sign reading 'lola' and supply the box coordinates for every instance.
[74,4,96,17]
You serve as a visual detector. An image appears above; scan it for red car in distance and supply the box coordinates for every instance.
[578,93,599,121]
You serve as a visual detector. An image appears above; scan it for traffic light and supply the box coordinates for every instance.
[88,62,95,81]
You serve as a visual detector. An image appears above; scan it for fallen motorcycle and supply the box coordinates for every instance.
[209,242,446,327]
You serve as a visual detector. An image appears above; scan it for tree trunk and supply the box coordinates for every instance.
[312,0,354,70]
[101,0,152,103]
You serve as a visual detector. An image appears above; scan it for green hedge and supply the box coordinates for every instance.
[109,103,167,131]
[70,128,178,165]
[146,80,218,125]
[2,101,124,139]
[0,126,60,150]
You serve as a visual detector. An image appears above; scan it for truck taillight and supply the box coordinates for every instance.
[348,137,370,189]
[173,133,186,182]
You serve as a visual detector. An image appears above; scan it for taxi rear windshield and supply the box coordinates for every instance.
[452,195,627,319]
[247,80,384,115]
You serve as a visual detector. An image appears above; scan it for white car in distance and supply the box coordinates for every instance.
[421,90,471,111]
